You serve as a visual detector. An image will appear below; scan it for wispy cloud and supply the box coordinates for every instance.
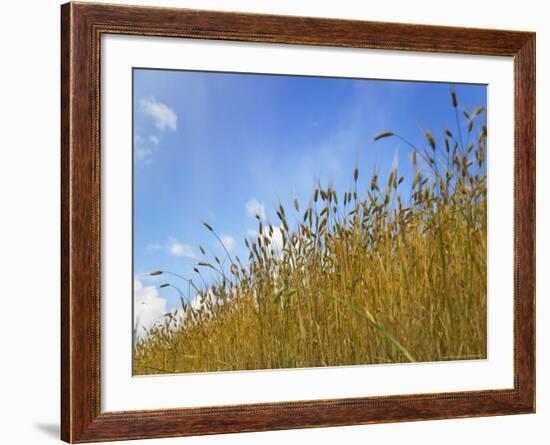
[135,98,176,164]
[145,242,162,252]
[140,97,177,131]
[145,238,198,259]
[245,198,266,220]
[220,235,236,252]
[135,133,163,164]
[135,134,153,161]
[169,239,197,259]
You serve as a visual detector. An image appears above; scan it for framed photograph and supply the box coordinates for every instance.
[61,2,535,442]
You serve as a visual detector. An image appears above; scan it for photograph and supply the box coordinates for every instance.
[132,69,488,375]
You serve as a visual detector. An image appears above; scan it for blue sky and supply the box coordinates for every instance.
[133,68,486,318]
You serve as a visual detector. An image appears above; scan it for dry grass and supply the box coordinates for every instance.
[134,90,487,375]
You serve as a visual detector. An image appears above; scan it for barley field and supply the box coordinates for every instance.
[133,90,487,375]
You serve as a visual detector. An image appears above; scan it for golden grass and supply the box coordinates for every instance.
[134,91,487,374]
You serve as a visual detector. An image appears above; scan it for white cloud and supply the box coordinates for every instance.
[145,238,198,259]
[220,235,236,252]
[133,279,167,340]
[266,226,284,252]
[135,133,162,164]
[245,198,266,220]
[140,97,177,131]
[169,239,197,259]
[249,225,284,252]
[135,134,153,161]
[135,147,152,160]
[145,242,162,252]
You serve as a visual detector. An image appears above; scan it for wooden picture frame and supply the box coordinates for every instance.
[61,2,535,442]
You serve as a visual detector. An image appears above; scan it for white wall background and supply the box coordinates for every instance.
[0,0,546,444]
